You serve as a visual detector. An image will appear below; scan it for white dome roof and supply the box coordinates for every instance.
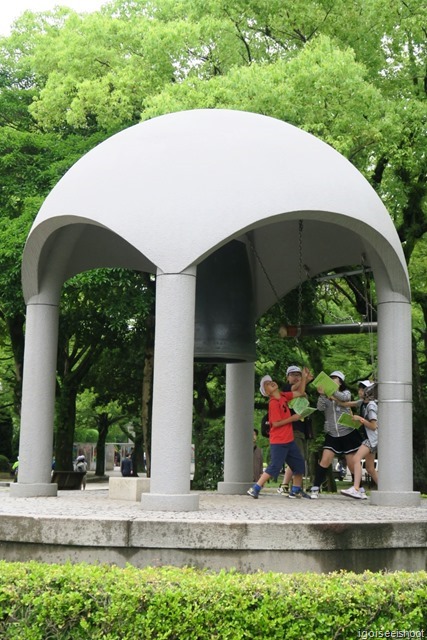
[22,109,409,312]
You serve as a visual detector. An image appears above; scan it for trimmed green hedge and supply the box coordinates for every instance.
[0,562,426,639]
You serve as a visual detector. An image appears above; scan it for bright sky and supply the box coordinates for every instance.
[0,0,106,36]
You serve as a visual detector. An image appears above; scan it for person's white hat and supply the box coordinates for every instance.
[260,375,272,397]
[330,370,345,382]
[286,365,302,375]
[358,380,371,387]
[363,382,377,398]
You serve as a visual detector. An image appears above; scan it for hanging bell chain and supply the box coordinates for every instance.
[297,220,304,328]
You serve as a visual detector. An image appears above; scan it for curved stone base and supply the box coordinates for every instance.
[1,488,426,572]
[10,483,57,498]
[140,493,199,512]
[370,491,421,507]
[217,482,252,495]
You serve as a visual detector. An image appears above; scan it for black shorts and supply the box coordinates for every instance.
[323,430,363,455]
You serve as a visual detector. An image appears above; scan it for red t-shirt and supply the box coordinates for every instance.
[268,391,295,444]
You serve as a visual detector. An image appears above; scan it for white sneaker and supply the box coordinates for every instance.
[359,488,367,500]
[341,486,363,499]
[310,486,319,499]
[277,485,289,495]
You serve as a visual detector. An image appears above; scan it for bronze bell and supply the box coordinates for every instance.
[194,240,256,363]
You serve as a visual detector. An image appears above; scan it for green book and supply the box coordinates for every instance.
[338,412,356,428]
[289,397,316,420]
[288,397,309,412]
[298,406,317,419]
[312,371,339,397]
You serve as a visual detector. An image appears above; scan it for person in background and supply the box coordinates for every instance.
[121,452,133,477]
[11,457,19,483]
[277,365,314,494]
[253,428,264,482]
[248,368,313,500]
[74,453,88,490]
[336,457,347,481]
[309,371,362,499]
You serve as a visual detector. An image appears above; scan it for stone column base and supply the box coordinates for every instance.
[10,483,58,498]
[370,491,420,507]
[217,481,252,495]
[140,493,199,512]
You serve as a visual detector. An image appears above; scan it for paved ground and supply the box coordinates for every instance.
[1,476,426,523]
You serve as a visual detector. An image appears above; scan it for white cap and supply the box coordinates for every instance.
[330,370,345,382]
[286,365,302,375]
[260,375,272,397]
[358,380,371,388]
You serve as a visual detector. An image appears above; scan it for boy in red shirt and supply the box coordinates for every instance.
[248,368,313,499]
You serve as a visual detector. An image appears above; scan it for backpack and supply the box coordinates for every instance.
[261,413,270,438]
[75,461,87,473]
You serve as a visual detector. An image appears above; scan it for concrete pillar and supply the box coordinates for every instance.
[141,267,199,512]
[10,301,59,497]
[218,362,254,494]
[370,296,420,507]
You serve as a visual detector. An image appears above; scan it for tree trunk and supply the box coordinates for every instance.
[140,293,155,477]
[140,341,154,476]
[55,381,78,470]
[192,365,215,488]
[6,314,25,416]
[0,409,13,460]
[412,336,427,493]
[95,412,109,476]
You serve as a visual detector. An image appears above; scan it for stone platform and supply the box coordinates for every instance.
[0,483,425,574]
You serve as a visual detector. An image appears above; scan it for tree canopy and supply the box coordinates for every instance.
[0,0,425,487]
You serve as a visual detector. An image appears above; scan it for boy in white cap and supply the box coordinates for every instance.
[248,367,312,499]
[277,365,314,494]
